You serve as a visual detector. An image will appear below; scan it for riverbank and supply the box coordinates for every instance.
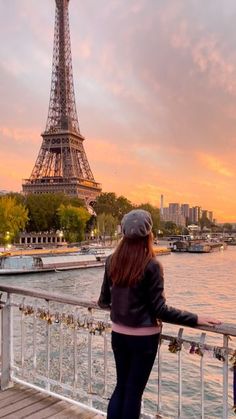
[1,244,171,257]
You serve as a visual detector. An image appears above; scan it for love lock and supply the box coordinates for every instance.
[168,338,181,353]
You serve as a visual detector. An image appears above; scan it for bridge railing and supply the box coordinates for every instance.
[0,285,235,418]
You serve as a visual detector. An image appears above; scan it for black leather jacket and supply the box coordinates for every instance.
[98,256,198,328]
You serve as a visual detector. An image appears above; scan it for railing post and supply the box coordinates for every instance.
[222,334,229,419]
[45,300,51,392]
[199,332,206,419]
[1,293,13,390]
[177,328,184,418]
[157,339,162,417]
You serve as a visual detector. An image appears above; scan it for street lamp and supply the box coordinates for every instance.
[4,231,11,252]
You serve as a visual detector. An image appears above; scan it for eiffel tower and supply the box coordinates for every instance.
[22,0,102,205]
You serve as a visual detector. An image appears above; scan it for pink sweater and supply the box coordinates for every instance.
[112,322,161,336]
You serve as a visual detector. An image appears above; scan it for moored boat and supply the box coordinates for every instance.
[0,255,53,275]
[224,237,236,245]
[169,240,190,252]
[187,242,212,253]
[188,241,227,253]
[0,248,113,275]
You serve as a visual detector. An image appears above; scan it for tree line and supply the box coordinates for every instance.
[0,191,233,246]
[0,193,89,245]
[0,192,161,245]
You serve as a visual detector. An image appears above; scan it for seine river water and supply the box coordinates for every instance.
[0,245,235,418]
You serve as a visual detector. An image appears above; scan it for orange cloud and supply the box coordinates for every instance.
[197,153,234,177]
[0,150,33,191]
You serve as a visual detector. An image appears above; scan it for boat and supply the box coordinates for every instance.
[169,240,190,252]
[38,249,112,271]
[169,239,227,253]
[0,248,113,275]
[187,242,212,253]
[188,241,227,253]
[0,255,51,275]
[224,237,236,246]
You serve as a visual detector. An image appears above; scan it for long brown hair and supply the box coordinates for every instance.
[109,232,155,286]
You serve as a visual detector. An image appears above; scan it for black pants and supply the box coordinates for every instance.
[107,331,160,419]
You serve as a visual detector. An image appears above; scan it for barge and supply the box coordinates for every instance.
[0,248,112,275]
[170,240,227,253]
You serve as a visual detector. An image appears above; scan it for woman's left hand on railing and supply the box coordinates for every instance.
[197,316,222,326]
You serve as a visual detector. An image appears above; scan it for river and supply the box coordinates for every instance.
[0,245,235,418]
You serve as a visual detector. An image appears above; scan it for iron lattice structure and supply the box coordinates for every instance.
[22,0,101,204]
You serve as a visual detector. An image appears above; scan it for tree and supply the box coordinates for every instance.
[115,196,133,222]
[0,196,28,245]
[5,192,26,206]
[94,192,134,222]
[96,213,106,239]
[97,213,118,242]
[66,197,86,208]
[57,205,90,243]
[25,193,84,232]
[223,223,233,233]
[199,215,213,230]
[182,227,190,235]
[93,193,118,217]
[162,221,180,236]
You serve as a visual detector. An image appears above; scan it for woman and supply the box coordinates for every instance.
[98,209,221,419]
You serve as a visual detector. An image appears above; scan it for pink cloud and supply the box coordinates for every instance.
[170,20,191,49]
[192,37,236,93]
[0,126,39,145]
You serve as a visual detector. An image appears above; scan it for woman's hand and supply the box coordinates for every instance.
[197,316,222,326]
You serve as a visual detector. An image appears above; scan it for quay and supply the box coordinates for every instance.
[1,245,171,258]
[0,284,236,418]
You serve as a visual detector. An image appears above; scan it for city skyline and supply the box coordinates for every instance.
[160,198,214,227]
[0,0,236,222]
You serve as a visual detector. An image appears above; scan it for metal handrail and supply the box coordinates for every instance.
[0,284,235,336]
[0,284,235,419]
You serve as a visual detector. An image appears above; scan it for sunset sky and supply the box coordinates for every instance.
[0,0,236,222]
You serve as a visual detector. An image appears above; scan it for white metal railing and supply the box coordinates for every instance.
[0,285,236,418]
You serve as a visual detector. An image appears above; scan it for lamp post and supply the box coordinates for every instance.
[4,231,10,251]
[57,230,63,246]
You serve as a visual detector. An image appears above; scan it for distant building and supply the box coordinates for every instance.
[181,204,190,218]
[160,194,164,218]
[162,203,186,226]
[208,211,213,222]
[190,206,201,224]
[160,196,214,228]
[16,232,66,247]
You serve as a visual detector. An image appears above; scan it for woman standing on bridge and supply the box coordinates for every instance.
[98,209,220,419]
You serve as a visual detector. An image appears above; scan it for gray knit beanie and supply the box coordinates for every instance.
[121,209,153,239]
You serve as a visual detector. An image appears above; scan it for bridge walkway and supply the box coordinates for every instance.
[0,384,104,419]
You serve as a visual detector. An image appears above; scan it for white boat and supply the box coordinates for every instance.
[188,241,227,253]
[0,248,113,275]
[0,256,48,275]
